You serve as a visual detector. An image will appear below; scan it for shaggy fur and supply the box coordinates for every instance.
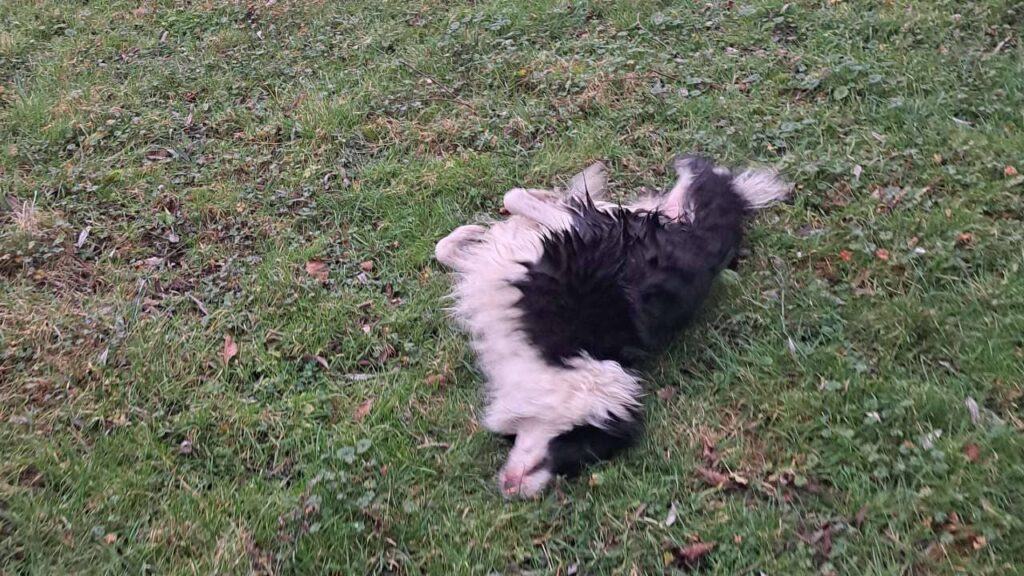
[435,155,789,498]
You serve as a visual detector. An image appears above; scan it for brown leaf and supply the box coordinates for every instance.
[671,541,716,570]
[425,373,448,387]
[963,443,980,463]
[817,524,833,558]
[222,334,238,365]
[656,387,676,401]
[360,260,374,272]
[353,398,374,422]
[299,355,330,370]
[853,505,869,527]
[696,467,731,488]
[700,435,716,463]
[145,147,175,161]
[377,343,397,364]
[383,283,401,305]
[305,260,329,282]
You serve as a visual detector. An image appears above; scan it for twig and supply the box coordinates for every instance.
[649,68,682,82]
[634,14,675,54]
[188,294,209,316]
[417,440,451,450]
[991,35,1012,56]
[377,48,480,115]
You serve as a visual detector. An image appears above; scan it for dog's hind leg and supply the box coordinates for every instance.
[563,162,608,201]
[503,188,574,231]
[435,224,487,270]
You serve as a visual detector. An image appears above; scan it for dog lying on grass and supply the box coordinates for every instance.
[435,155,789,498]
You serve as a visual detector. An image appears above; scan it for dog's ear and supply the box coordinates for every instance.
[564,162,608,200]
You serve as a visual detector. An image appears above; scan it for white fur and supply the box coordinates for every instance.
[731,168,791,208]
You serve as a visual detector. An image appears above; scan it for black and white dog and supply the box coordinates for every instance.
[435,156,789,498]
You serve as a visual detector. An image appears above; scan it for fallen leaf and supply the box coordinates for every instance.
[696,467,731,488]
[657,387,676,401]
[360,260,374,272]
[384,283,401,305]
[76,226,91,248]
[665,501,678,527]
[965,397,981,424]
[145,147,175,161]
[305,260,329,282]
[963,443,980,463]
[222,334,238,365]
[671,541,716,570]
[956,232,973,247]
[425,373,447,386]
[104,533,118,545]
[353,398,374,422]
[729,473,749,487]
[299,355,330,370]
[700,435,716,463]
[839,250,853,262]
[632,503,648,520]
[816,524,833,558]
[135,256,165,270]
[875,248,890,261]
[970,534,987,550]
[1005,165,1019,177]
[854,505,869,527]
[377,343,397,363]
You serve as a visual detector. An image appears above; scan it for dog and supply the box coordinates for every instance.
[435,155,789,498]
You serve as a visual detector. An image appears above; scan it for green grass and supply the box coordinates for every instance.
[2,0,1023,573]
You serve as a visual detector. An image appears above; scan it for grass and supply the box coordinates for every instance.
[1,0,1022,573]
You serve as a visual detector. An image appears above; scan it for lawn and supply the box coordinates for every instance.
[2,0,1023,573]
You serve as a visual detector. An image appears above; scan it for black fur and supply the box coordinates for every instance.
[546,413,642,477]
[512,156,751,477]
